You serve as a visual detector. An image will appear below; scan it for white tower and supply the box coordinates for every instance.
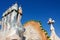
[0,3,24,40]
[17,6,22,26]
[48,18,60,40]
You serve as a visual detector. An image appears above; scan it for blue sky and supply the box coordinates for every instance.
[0,0,60,37]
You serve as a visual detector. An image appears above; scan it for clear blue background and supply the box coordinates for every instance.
[0,0,60,37]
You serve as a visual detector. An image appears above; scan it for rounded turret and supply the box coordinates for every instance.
[48,18,55,24]
[18,6,22,16]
